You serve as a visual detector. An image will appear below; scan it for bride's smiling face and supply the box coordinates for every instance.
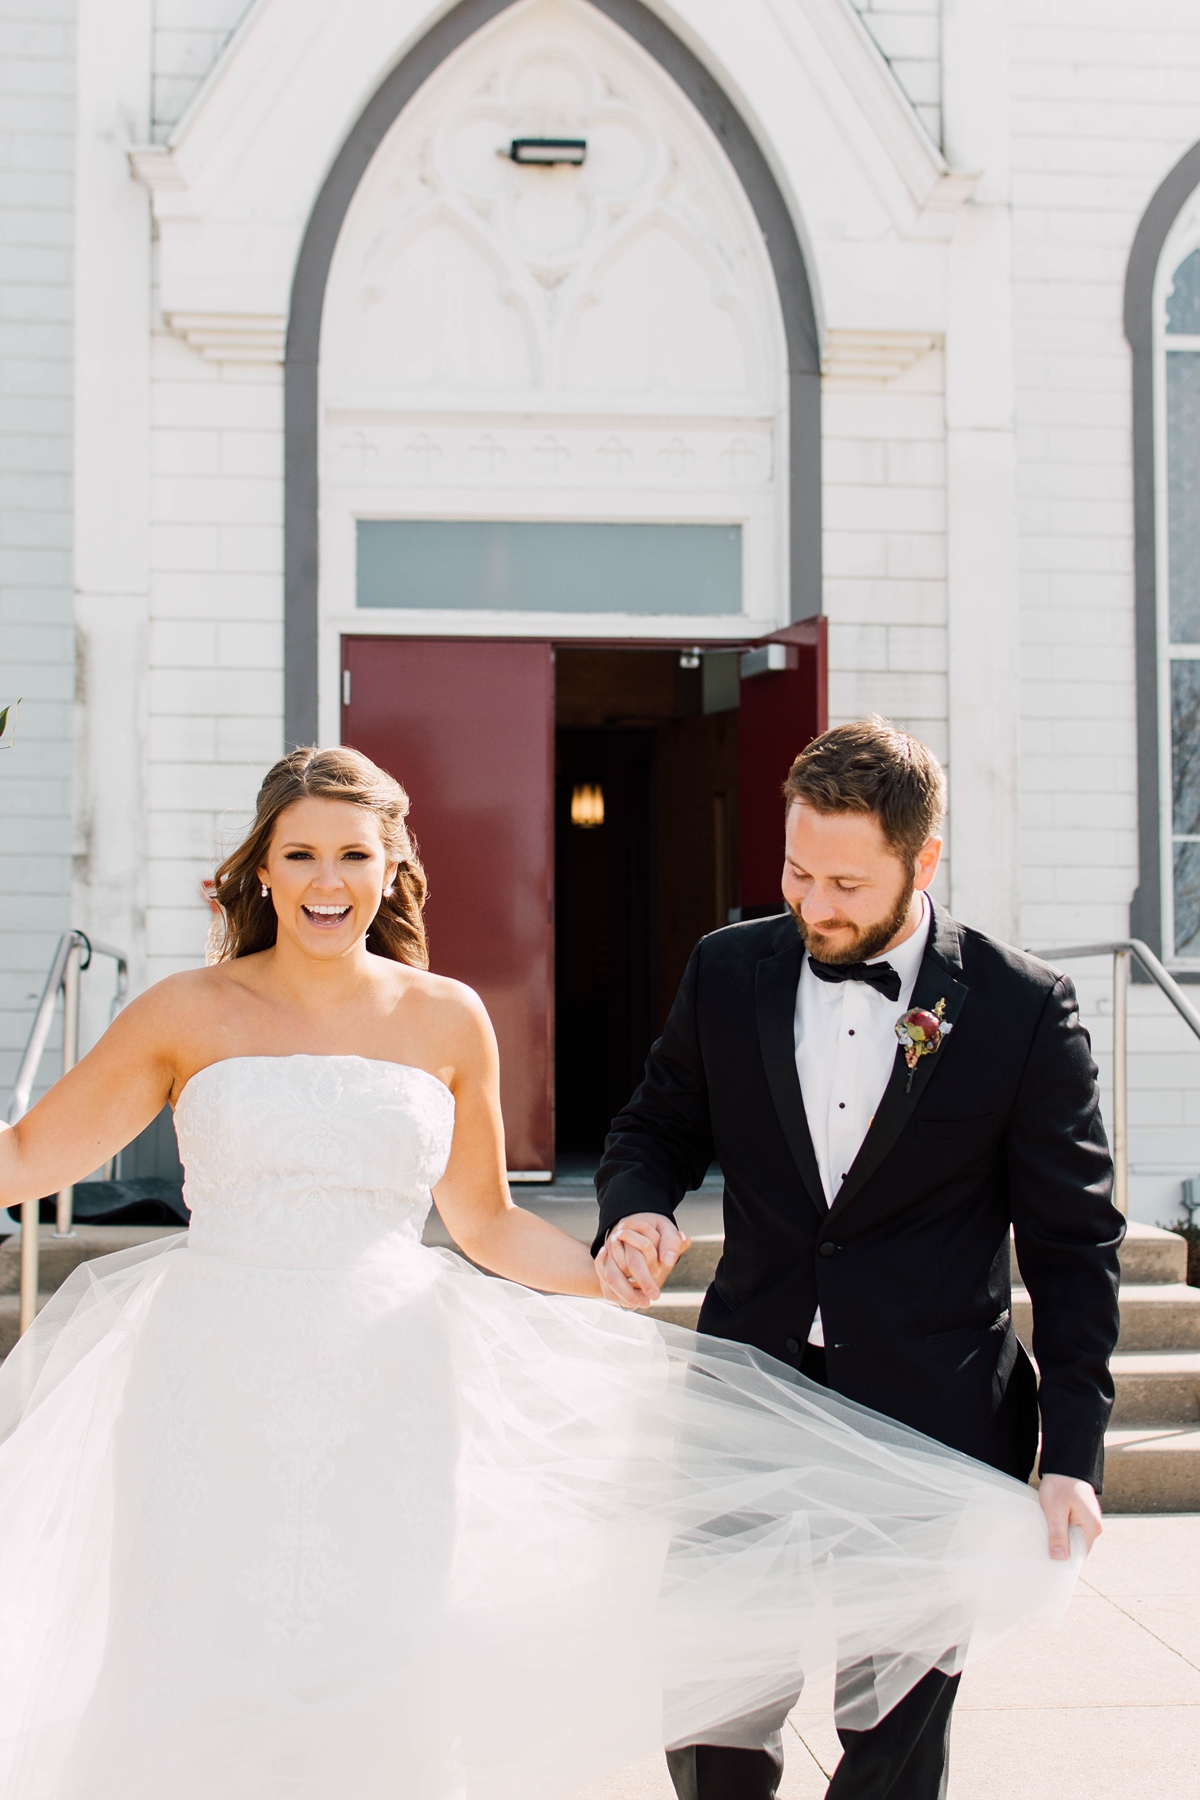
[257,796,399,958]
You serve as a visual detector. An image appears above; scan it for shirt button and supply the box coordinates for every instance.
[785,1338,800,1355]
[838,1101,845,1109]
[819,1242,838,1258]
[848,1029,855,1036]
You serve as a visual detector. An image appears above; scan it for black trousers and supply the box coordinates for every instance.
[665,1667,959,1800]
[665,1345,961,1800]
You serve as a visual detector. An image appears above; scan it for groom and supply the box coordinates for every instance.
[593,717,1123,1800]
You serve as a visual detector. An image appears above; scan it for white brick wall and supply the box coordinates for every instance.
[0,0,76,1104]
[823,351,948,760]
[151,0,247,141]
[145,328,283,981]
[850,0,942,146]
[1010,1,1200,1220]
[821,347,950,905]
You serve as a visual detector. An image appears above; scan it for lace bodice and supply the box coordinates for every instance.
[174,1055,455,1268]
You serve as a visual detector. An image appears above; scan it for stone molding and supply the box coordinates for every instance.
[821,328,941,384]
[163,312,287,362]
[128,145,185,191]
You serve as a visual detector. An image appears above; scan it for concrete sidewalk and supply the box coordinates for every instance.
[573,1514,1200,1800]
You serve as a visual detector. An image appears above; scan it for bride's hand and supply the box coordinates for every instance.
[595,1214,691,1310]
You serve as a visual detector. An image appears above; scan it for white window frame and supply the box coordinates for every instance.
[1154,193,1200,962]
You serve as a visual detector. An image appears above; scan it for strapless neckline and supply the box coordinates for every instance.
[172,1053,455,1269]
[177,1052,453,1108]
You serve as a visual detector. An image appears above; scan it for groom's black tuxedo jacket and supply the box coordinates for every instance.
[594,904,1124,1491]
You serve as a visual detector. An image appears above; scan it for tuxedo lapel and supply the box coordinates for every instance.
[826,904,970,1226]
[754,925,827,1218]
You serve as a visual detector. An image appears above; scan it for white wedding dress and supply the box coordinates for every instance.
[0,1055,1080,1799]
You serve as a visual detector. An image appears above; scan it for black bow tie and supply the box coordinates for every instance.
[807,955,902,1003]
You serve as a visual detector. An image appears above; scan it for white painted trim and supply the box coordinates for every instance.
[128,144,185,189]
[1152,191,1200,958]
[164,311,287,362]
[73,0,154,998]
[821,328,941,385]
[942,0,1020,943]
[923,169,981,214]
[320,609,759,744]
[762,0,947,212]
[129,0,962,332]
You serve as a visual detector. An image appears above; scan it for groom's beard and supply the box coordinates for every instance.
[790,870,916,966]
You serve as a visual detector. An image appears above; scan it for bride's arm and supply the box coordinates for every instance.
[0,985,181,1208]
[432,989,612,1300]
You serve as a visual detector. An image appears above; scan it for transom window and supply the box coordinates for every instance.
[355,521,743,614]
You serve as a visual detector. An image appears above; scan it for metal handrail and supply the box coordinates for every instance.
[1030,937,1200,1219]
[6,932,129,1335]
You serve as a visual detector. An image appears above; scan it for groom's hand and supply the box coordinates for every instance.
[1038,1473,1103,1560]
[595,1214,690,1310]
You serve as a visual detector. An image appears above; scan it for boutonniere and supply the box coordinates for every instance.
[896,999,953,1089]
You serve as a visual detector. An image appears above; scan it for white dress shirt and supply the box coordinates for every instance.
[795,893,931,1346]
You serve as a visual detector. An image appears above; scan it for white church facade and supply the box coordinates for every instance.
[5,0,1200,1215]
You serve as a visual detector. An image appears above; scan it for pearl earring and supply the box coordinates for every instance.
[261,882,269,898]
[383,885,394,898]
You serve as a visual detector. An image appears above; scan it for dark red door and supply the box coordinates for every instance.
[738,617,827,913]
[342,638,554,1174]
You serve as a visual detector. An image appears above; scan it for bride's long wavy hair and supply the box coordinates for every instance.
[211,746,429,968]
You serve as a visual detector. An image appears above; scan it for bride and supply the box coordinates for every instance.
[0,747,1080,1800]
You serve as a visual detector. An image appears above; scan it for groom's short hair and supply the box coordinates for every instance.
[783,716,946,867]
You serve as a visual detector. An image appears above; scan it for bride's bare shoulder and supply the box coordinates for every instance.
[385,962,487,1019]
[117,961,261,1035]
[381,963,494,1052]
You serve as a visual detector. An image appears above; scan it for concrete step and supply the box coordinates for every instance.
[649,1291,705,1329]
[0,1294,53,1360]
[1102,1425,1200,1512]
[669,1221,1187,1296]
[666,1235,723,1290]
[1012,1219,1184,1287]
[0,1228,182,1360]
[644,1309,1200,1508]
[1110,1350,1200,1424]
[1013,1283,1200,1352]
[0,1225,180,1298]
[653,1297,1200,1359]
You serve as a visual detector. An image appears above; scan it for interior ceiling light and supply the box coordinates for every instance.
[570,783,605,829]
[506,137,587,166]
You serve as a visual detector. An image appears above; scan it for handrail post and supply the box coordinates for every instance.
[53,941,81,1238]
[10,931,126,1341]
[1113,947,1129,1217]
[18,1197,38,1337]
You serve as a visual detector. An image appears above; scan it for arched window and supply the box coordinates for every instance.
[1157,203,1200,959]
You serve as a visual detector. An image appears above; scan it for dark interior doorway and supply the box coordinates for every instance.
[554,648,738,1155]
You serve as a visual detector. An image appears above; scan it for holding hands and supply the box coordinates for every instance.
[595,1212,691,1310]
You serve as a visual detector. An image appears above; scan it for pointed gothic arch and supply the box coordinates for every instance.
[1126,139,1200,961]
[283,0,820,745]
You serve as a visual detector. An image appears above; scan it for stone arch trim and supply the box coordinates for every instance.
[283,0,821,746]
[1125,140,1200,953]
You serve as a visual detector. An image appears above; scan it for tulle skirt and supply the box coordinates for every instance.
[0,1233,1079,1799]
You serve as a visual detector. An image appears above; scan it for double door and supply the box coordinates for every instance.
[341,624,825,1176]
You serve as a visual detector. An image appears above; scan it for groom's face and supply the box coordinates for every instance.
[782,801,938,964]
